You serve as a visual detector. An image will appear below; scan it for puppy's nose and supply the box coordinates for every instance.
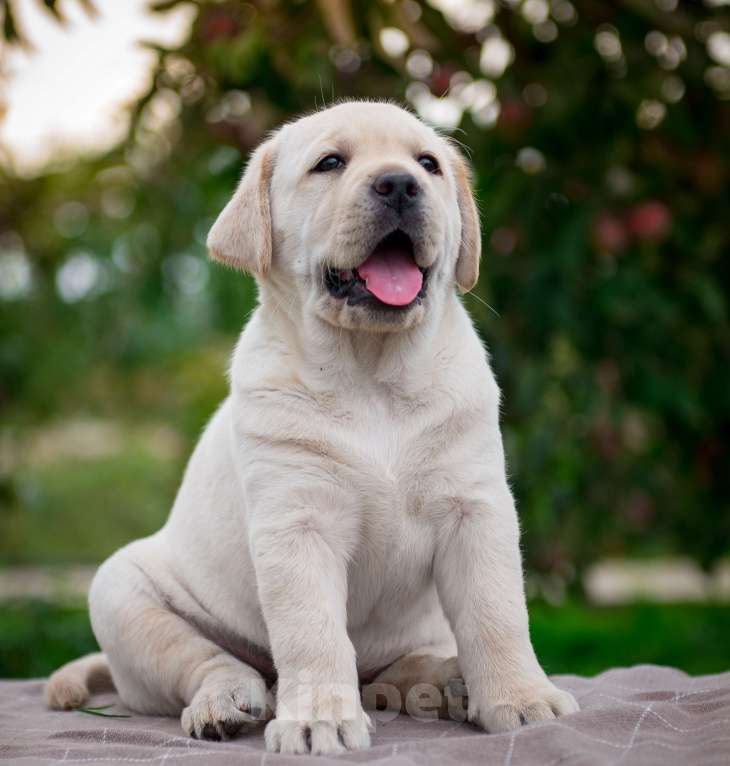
[372,172,420,209]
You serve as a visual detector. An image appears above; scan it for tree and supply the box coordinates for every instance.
[1,0,728,584]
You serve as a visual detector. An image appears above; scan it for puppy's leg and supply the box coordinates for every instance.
[364,643,467,720]
[179,653,272,740]
[248,488,370,755]
[434,488,579,733]
[89,552,271,740]
[45,653,113,710]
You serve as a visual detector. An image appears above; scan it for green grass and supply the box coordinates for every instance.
[0,601,99,678]
[530,601,730,676]
[1,600,728,680]
[0,447,181,565]
[0,343,228,567]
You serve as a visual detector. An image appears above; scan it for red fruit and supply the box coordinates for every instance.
[490,226,519,256]
[621,491,655,530]
[202,12,238,41]
[497,99,531,133]
[596,359,621,394]
[593,213,628,253]
[626,200,672,242]
[429,64,457,97]
[591,420,621,459]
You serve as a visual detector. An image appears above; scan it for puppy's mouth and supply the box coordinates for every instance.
[324,230,428,310]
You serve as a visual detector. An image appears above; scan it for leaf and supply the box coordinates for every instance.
[77,707,132,719]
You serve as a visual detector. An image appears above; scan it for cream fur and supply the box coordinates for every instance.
[46,102,578,755]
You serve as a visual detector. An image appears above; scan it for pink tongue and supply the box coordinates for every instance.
[356,249,423,306]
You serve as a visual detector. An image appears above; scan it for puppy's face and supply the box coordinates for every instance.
[208,102,480,333]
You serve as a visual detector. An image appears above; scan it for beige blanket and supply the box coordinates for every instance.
[2,666,729,764]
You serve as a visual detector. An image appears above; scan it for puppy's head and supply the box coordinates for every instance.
[208,102,480,332]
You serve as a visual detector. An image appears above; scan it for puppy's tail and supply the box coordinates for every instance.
[45,652,115,710]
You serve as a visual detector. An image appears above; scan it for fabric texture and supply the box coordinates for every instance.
[1,666,729,765]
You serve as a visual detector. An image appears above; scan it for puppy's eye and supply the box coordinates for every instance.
[313,154,346,172]
[418,155,440,175]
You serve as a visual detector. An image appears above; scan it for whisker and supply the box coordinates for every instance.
[464,289,500,318]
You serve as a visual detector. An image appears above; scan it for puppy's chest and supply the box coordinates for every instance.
[347,478,438,622]
[339,401,456,517]
[337,408,457,588]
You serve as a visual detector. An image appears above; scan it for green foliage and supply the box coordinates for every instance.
[3,600,730,679]
[1,445,177,564]
[0,601,99,678]
[530,601,730,677]
[1,1,729,582]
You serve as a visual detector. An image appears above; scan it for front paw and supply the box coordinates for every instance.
[266,680,372,754]
[265,714,371,755]
[181,676,271,740]
[468,676,579,734]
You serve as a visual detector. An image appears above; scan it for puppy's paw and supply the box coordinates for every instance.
[265,713,371,755]
[468,676,579,733]
[181,677,271,740]
[45,675,90,710]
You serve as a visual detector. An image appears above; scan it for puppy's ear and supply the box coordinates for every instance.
[450,148,482,293]
[207,139,276,277]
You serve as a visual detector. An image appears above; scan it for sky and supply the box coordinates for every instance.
[0,0,196,176]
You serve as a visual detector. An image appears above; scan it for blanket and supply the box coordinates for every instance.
[1,666,729,765]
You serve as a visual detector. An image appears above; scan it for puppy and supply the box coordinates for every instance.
[46,101,578,755]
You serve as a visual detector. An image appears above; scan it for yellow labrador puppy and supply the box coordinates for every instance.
[46,101,578,755]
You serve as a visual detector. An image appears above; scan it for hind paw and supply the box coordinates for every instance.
[45,676,90,710]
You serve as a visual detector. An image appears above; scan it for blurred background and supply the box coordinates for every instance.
[0,0,728,680]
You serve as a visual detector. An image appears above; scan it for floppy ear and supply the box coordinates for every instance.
[207,140,275,277]
[451,149,482,293]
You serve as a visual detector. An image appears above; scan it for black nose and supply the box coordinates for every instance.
[372,172,420,209]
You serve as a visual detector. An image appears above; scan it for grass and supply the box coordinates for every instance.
[0,441,181,565]
[0,343,228,566]
[530,601,730,676]
[1,599,728,680]
[0,600,99,678]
